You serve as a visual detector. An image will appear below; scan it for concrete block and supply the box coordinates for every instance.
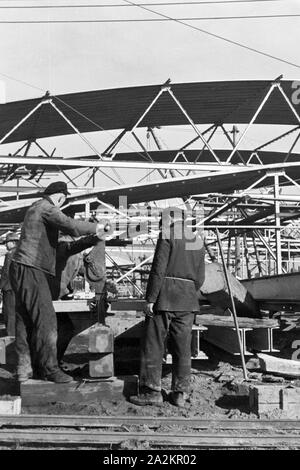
[249,384,283,415]
[88,324,114,353]
[105,315,144,339]
[89,353,114,378]
[20,375,138,406]
[281,388,300,417]
[0,397,21,415]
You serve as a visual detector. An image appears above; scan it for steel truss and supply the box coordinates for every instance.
[1,77,300,287]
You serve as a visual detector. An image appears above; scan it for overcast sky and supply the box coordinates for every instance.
[1,0,300,189]
[0,0,299,99]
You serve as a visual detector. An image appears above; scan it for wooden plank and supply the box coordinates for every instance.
[196,314,279,329]
[53,300,90,313]
[20,376,138,406]
[258,353,300,377]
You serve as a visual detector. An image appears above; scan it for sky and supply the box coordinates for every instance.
[0,0,300,189]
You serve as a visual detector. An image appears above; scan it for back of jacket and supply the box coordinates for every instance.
[146,221,205,312]
[13,197,97,276]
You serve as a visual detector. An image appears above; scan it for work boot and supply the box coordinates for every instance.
[45,370,73,383]
[16,371,33,383]
[169,391,187,408]
[129,388,163,406]
[16,366,33,383]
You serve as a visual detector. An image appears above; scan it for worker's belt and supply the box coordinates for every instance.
[165,276,194,283]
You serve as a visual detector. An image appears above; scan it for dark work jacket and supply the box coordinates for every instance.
[146,221,205,312]
[12,196,98,276]
[0,248,16,291]
[49,234,99,300]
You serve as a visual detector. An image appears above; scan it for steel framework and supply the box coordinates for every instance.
[1,77,300,291]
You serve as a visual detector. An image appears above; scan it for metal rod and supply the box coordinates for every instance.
[227,233,232,269]
[106,253,144,295]
[0,100,46,145]
[251,232,263,276]
[195,173,268,227]
[167,88,221,164]
[226,83,276,163]
[115,255,153,283]
[243,233,251,279]
[215,228,248,380]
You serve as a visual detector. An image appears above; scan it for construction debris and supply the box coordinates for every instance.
[258,353,300,378]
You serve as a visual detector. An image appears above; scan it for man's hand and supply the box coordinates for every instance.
[145,302,155,318]
[96,221,112,239]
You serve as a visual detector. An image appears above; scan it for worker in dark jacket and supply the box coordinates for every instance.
[130,207,205,408]
[9,181,105,383]
[50,233,100,365]
[0,233,19,336]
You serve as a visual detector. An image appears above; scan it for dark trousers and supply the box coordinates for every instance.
[56,313,74,363]
[140,310,194,393]
[2,290,16,336]
[9,261,59,376]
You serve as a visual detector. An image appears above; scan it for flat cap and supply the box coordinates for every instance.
[43,181,70,196]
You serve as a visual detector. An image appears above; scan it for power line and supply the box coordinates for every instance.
[0,14,299,23]
[122,0,300,70]
[0,0,284,7]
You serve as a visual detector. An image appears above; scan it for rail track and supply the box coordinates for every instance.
[0,415,300,449]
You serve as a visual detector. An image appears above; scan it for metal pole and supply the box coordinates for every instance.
[227,233,232,269]
[274,173,282,274]
[251,232,263,276]
[215,228,248,380]
[243,233,251,279]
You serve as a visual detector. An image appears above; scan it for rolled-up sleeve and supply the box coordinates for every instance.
[146,235,170,303]
[43,206,98,237]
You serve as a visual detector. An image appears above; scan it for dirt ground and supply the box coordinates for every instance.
[1,336,298,420]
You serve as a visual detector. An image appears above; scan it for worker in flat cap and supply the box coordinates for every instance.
[10,181,108,383]
[130,206,205,408]
[0,232,19,336]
